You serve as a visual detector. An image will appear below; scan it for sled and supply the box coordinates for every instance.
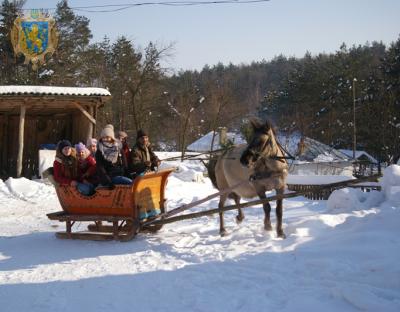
[47,168,174,241]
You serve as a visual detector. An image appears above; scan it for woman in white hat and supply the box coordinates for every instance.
[96,124,131,187]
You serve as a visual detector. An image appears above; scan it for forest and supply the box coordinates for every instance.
[1,0,399,163]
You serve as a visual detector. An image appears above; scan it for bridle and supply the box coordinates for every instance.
[246,132,294,164]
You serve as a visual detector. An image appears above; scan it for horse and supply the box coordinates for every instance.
[207,118,288,238]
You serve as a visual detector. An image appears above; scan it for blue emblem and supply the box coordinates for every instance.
[21,21,49,55]
[11,11,58,69]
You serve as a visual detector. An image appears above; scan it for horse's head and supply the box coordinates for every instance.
[240,118,276,168]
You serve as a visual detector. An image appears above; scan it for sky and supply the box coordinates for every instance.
[22,0,400,72]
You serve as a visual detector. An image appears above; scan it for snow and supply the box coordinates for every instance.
[187,131,246,152]
[0,85,111,96]
[38,150,56,178]
[0,156,399,312]
[380,165,400,203]
[339,149,378,163]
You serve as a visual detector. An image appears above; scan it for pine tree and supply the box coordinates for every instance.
[0,0,25,84]
[379,37,400,162]
[47,0,92,85]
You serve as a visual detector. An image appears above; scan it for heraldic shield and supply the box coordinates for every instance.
[11,12,58,70]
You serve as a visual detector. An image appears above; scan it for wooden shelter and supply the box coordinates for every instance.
[0,85,111,178]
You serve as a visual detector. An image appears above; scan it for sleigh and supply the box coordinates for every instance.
[47,168,174,241]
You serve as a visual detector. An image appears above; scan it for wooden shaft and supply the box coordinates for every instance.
[161,179,248,218]
[146,174,381,226]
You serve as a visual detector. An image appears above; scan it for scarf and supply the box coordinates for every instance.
[98,140,120,164]
[144,145,150,162]
[137,142,151,162]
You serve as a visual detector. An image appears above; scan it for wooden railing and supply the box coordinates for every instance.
[287,181,381,201]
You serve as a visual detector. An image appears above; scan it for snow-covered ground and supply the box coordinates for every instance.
[0,155,399,312]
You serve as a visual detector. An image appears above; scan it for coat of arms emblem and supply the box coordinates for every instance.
[11,10,58,70]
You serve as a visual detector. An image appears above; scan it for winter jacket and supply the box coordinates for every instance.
[95,140,127,186]
[121,141,132,169]
[77,154,98,185]
[130,142,160,175]
[53,148,78,185]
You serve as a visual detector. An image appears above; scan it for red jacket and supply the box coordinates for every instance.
[122,142,132,168]
[53,160,77,185]
[77,155,97,184]
[53,148,78,185]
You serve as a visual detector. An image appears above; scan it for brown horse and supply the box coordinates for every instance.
[208,119,288,238]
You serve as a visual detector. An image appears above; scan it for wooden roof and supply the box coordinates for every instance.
[0,85,111,114]
[0,85,111,96]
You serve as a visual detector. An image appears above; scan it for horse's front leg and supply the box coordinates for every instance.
[276,188,286,238]
[258,191,272,231]
[219,194,228,236]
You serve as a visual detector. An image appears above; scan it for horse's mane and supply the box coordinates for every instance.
[249,117,277,136]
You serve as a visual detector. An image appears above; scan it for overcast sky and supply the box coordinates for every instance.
[23,0,400,72]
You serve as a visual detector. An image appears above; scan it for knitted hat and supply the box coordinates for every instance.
[86,138,97,147]
[118,131,128,139]
[136,129,148,139]
[58,139,72,151]
[75,142,87,153]
[100,124,115,140]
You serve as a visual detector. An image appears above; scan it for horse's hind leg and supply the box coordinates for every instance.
[219,194,228,236]
[276,188,286,238]
[231,193,244,223]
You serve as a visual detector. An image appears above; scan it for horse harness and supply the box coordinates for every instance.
[250,134,295,164]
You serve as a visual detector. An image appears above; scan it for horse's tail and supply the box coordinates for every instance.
[206,157,219,190]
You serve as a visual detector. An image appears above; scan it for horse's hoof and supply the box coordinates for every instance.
[277,231,286,239]
[220,229,228,237]
[264,223,273,231]
[236,215,244,224]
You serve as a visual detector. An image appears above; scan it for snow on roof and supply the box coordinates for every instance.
[187,131,246,152]
[277,132,350,162]
[339,149,378,163]
[0,85,111,97]
[188,130,349,162]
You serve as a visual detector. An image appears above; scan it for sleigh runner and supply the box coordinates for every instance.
[47,168,174,241]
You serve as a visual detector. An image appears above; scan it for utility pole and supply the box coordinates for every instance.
[352,78,357,159]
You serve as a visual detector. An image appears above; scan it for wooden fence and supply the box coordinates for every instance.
[287,183,381,200]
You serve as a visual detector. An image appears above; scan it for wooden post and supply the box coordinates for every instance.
[113,221,119,240]
[1,113,9,176]
[93,105,98,137]
[16,105,26,177]
[87,106,94,142]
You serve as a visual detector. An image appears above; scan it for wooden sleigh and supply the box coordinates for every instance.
[47,168,174,241]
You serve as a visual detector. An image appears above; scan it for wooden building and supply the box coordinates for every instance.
[0,85,111,178]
